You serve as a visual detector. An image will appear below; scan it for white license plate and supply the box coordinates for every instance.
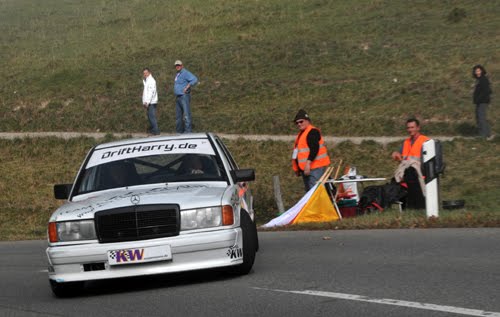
[107,245,172,266]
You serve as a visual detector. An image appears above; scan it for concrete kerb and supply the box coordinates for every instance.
[0,132,460,146]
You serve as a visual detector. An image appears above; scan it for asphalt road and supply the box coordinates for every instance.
[1,229,499,317]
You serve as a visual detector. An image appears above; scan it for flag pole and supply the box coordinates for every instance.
[318,165,333,184]
[332,159,343,219]
[333,159,343,201]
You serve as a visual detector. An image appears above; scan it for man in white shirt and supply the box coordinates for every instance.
[142,68,159,135]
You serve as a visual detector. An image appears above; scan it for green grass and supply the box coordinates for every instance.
[1,0,499,240]
[0,136,498,240]
[261,210,500,231]
[0,0,499,135]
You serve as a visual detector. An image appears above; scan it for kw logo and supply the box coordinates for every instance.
[110,249,145,263]
[226,246,243,259]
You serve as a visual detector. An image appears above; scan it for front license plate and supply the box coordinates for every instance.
[107,245,172,266]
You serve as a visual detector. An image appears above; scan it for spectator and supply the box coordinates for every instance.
[472,65,493,139]
[291,109,331,192]
[142,68,160,135]
[391,118,428,209]
[172,60,198,134]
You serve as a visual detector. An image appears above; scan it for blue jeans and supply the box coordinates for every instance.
[147,103,159,135]
[302,166,326,192]
[175,94,192,133]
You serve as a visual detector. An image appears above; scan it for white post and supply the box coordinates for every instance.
[272,175,285,215]
[422,139,439,218]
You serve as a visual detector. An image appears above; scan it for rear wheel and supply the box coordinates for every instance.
[49,279,84,298]
[227,210,258,275]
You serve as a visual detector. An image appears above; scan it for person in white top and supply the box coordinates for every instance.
[142,68,159,135]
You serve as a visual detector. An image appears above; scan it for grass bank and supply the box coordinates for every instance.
[0,0,499,135]
[0,136,498,240]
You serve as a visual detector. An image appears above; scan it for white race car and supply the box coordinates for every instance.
[46,133,258,297]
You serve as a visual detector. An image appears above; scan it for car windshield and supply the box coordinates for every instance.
[74,153,225,195]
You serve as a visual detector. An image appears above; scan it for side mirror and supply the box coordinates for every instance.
[232,169,255,182]
[54,184,72,200]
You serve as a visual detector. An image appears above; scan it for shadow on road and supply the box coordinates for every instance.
[58,268,251,298]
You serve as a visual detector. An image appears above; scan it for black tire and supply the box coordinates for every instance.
[49,279,84,298]
[442,200,465,209]
[227,210,258,275]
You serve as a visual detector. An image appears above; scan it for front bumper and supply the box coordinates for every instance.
[47,228,242,283]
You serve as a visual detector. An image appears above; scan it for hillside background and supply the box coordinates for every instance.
[1,0,499,136]
[1,0,500,238]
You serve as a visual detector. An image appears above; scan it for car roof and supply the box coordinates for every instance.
[94,133,216,150]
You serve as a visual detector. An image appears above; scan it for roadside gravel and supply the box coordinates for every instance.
[0,132,462,146]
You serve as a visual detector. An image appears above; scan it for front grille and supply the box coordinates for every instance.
[95,204,180,243]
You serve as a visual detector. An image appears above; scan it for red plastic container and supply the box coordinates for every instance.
[339,206,357,218]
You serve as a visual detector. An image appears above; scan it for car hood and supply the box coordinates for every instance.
[50,183,227,222]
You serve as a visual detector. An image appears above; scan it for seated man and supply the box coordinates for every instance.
[391,118,429,210]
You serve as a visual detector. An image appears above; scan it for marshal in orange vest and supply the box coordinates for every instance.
[292,125,331,172]
[401,134,429,161]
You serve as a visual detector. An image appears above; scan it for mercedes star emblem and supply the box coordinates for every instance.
[131,195,140,205]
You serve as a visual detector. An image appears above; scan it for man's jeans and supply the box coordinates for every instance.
[147,103,159,135]
[302,166,326,192]
[475,103,490,138]
[176,94,192,133]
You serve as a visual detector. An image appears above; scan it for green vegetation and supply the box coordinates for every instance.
[0,137,498,240]
[0,0,499,135]
[1,1,499,240]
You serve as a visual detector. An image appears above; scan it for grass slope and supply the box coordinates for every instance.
[0,0,499,135]
[0,137,498,240]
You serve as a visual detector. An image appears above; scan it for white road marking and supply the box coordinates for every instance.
[38,269,48,273]
[254,288,500,317]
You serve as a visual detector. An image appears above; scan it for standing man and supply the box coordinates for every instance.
[142,68,159,135]
[392,118,429,209]
[472,64,492,139]
[292,109,331,192]
[173,60,198,134]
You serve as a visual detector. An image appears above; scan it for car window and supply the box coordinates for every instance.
[74,153,225,195]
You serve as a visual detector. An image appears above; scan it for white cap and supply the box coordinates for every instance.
[174,60,183,66]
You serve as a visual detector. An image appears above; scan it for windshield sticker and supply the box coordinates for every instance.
[57,185,208,219]
[86,140,215,168]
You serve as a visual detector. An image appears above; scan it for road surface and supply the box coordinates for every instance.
[0,229,499,317]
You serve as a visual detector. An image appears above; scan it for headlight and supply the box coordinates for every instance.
[181,206,224,230]
[48,220,97,242]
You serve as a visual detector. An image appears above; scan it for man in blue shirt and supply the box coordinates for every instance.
[173,60,198,133]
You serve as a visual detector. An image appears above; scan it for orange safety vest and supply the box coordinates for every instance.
[401,134,429,161]
[292,125,330,172]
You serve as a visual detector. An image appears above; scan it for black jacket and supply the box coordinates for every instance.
[473,76,492,104]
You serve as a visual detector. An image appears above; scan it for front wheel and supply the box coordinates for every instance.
[227,210,258,275]
[49,279,84,298]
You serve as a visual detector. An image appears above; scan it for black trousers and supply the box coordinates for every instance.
[402,167,425,210]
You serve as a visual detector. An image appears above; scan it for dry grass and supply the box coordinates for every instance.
[1,136,498,240]
[0,1,499,135]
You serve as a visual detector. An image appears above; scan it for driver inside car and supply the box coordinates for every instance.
[179,155,205,175]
